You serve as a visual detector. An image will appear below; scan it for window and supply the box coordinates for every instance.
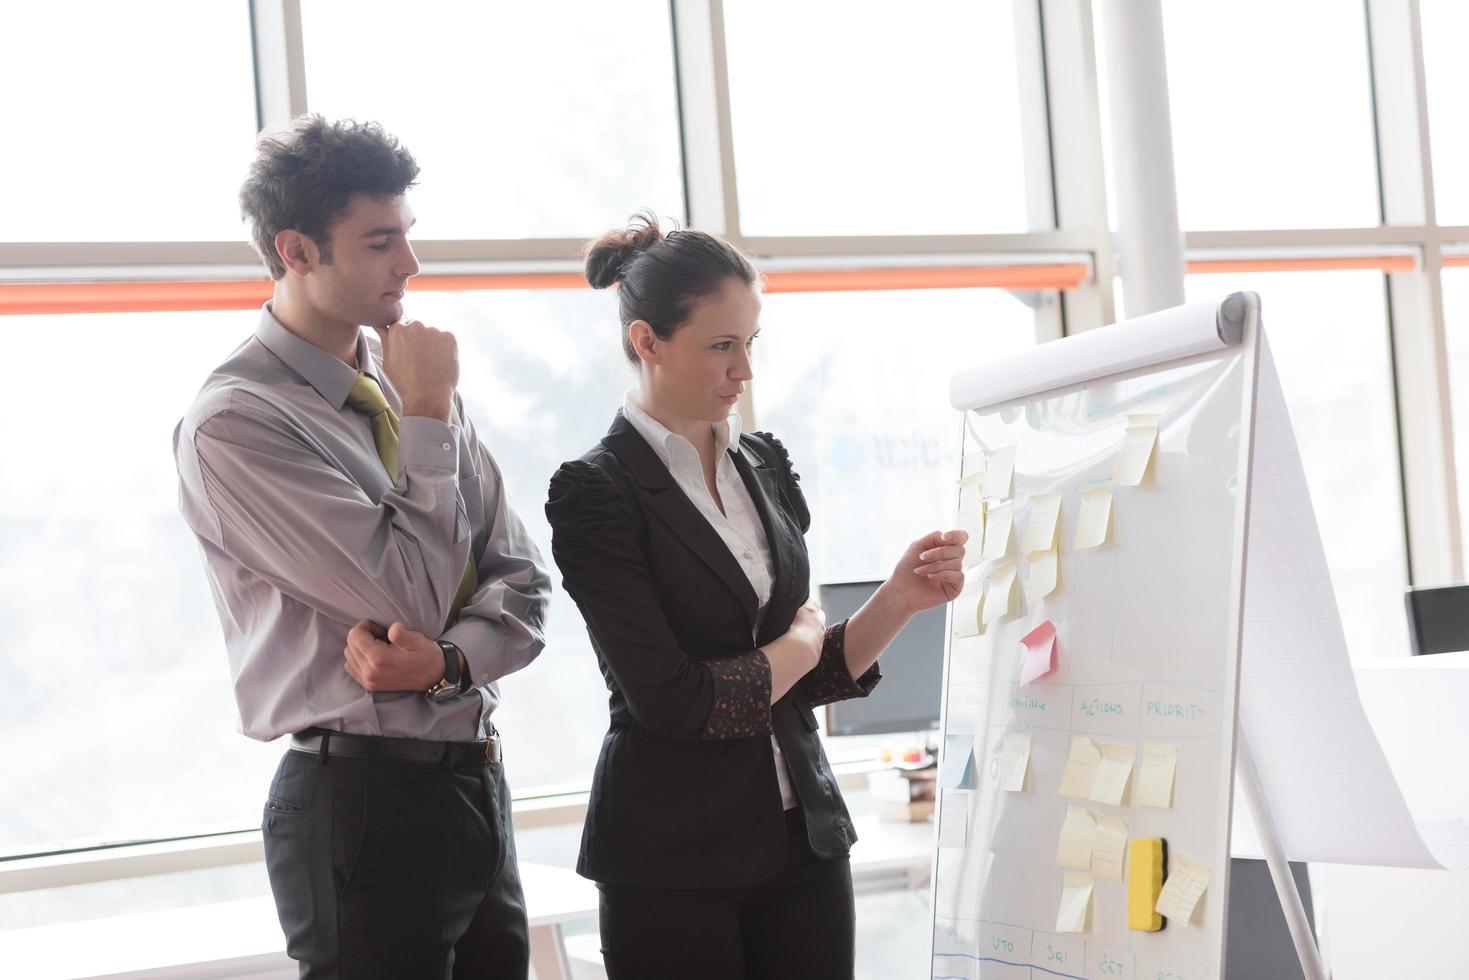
[0,1,258,241]
[1183,271,1408,661]
[301,1,685,239]
[1436,265,1469,562]
[722,0,1040,236]
[1420,1,1469,225]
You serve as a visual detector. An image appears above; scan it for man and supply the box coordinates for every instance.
[174,116,550,978]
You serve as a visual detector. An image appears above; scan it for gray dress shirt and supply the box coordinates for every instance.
[174,305,550,742]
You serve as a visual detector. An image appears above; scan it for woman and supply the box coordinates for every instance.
[545,213,966,979]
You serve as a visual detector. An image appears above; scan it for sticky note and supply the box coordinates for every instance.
[1056,872,1094,934]
[999,733,1030,792]
[1018,620,1057,685]
[940,734,974,789]
[1156,854,1211,924]
[1023,493,1061,552]
[1138,743,1178,809]
[1074,487,1113,550]
[983,446,1016,499]
[1091,814,1130,881]
[1128,838,1166,931]
[958,487,985,568]
[1056,805,1095,868]
[938,789,971,849]
[1088,743,1136,806]
[982,499,1014,560]
[1113,414,1161,486]
[981,561,1016,626]
[1058,736,1101,797]
[1024,547,1059,602]
[953,577,982,639]
[959,450,987,487]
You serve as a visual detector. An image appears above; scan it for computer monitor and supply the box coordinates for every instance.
[819,580,946,736]
[1404,584,1469,655]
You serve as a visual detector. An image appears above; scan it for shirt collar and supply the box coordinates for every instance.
[253,303,377,411]
[622,393,740,469]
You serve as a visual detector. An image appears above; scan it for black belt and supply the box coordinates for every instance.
[289,727,502,766]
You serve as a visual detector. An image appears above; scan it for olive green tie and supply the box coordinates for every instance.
[346,372,477,627]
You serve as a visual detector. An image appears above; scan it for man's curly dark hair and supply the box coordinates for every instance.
[239,115,420,280]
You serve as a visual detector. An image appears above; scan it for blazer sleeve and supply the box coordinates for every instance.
[546,458,774,741]
[747,431,883,709]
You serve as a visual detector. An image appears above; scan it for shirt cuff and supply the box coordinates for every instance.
[701,650,773,740]
[799,619,881,707]
[441,610,542,692]
[397,417,460,474]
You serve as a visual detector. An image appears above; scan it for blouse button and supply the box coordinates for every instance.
[744,548,754,559]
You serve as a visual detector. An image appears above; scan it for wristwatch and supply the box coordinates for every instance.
[425,640,463,702]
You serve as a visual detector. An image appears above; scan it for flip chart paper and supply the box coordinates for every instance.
[939,789,971,849]
[1113,414,1161,486]
[1056,872,1094,933]
[1138,743,1178,809]
[1155,854,1211,923]
[1023,493,1061,552]
[1074,487,1113,550]
[982,499,1014,560]
[1056,805,1095,868]
[1089,743,1136,806]
[1058,736,1101,797]
[981,561,1016,626]
[1091,815,1130,881]
[983,446,1015,498]
[999,733,1031,792]
[1019,620,1057,685]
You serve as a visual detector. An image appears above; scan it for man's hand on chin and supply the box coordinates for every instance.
[343,619,443,692]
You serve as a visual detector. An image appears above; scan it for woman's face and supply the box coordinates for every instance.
[638,278,761,423]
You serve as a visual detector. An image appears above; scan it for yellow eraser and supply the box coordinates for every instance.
[1128,838,1165,931]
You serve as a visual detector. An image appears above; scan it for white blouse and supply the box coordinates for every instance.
[621,396,799,810]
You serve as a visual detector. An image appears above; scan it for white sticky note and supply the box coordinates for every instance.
[1156,854,1211,924]
[981,561,1016,626]
[957,486,985,568]
[982,499,1014,560]
[1056,872,1094,934]
[1112,415,1161,486]
[999,733,1031,792]
[1074,486,1113,550]
[938,789,971,849]
[1058,736,1101,797]
[1138,743,1178,809]
[1056,805,1095,868]
[952,576,982,639]
[1088,743,1136,806]
[1023,493,1061,552]
[959,450,987,487]
[1090,814,1129,881]
[983,446,1016,499]
[940,734,974,789]
[1024,547,1059,602]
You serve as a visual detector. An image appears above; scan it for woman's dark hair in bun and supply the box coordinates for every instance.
[583,209,758,365]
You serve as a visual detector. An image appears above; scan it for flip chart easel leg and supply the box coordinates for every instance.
[1236,727,1331,980]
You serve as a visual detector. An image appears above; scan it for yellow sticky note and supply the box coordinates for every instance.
[1128,839,1165,931]
[999,733,1031,792]
[1058,736,1101,797]
[982,499,1013,560]
[1091,814,1130,881]
[981,561,1016,626]
[957,486,985,568]
[938,789,971,849]
[1088,743,1136,806]
[1056,872,1094,934]
[983,446,1016,499]
[1156,854,1211,924]
[1074,486,1113,550]
[1056,805,1095,868]
[1112,414,1161,486]
[1024,547,1059,602]
[1138,743,1178,809]
[959,450,987,487]
[952,577,982,639]
[1023,493,1061,552]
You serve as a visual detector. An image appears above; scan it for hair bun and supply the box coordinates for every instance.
[583,210,665,289]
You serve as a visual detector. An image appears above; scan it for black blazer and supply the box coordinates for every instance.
[545,413,880,889]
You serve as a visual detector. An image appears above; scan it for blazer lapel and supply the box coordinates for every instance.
[602,414,760,623]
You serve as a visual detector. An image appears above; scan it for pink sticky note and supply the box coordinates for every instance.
[1019,620,1057,685]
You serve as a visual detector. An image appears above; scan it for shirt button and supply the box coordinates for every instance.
[744,548,754,559]
[481,672,489,683]
[441,442,452,452]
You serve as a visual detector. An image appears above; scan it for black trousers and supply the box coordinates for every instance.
[261,741,528,979]
[596,808,856,980]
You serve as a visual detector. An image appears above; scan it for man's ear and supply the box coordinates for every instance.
[628,320,659,365]
[274,229,318,277]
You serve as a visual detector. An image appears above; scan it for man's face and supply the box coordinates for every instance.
[304,193,420,329]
